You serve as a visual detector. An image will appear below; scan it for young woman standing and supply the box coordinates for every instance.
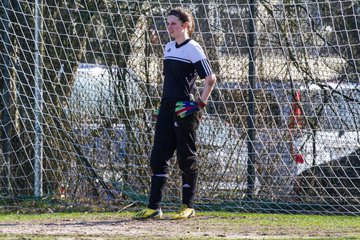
[135,7,217,219]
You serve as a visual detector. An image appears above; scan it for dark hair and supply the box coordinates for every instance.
[168,7,195,37]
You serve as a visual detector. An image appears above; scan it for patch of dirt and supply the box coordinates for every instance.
[0,215,353,239]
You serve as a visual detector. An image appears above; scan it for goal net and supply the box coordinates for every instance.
[0,0,359,214]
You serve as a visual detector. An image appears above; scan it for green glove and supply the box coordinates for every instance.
[175,98,207,118]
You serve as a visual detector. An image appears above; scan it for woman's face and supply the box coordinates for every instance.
[167,15,187,39]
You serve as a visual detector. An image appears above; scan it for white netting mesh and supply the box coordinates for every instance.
[0,0,359,214]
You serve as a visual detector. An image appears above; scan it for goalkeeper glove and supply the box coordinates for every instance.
[175,97,207,118]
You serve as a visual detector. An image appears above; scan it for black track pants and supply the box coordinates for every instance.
[148,101,200,209]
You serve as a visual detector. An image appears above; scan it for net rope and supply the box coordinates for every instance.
[0,0,359,214]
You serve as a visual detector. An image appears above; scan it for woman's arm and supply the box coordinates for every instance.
[200,73,217,103]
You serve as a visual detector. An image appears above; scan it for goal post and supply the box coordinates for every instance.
[0,0,359,214]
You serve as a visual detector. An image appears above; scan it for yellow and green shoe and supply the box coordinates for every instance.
[174,204,195,219]
[134,208,163,220]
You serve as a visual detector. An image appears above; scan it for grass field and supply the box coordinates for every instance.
[0,211,359,239]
